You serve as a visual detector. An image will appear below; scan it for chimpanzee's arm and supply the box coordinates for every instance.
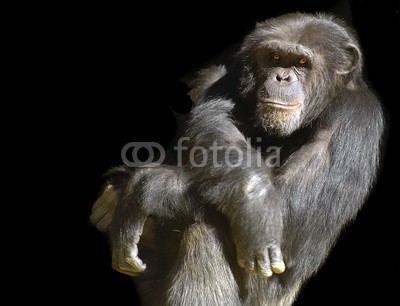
[184,98,285,276]
[91,164,191,275]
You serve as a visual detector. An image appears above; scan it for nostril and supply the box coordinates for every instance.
[276,74,290,82]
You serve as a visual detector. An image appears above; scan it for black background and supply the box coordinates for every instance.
[37,1,399,305]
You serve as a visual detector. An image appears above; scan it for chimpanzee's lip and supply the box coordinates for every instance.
[262,100,301,109]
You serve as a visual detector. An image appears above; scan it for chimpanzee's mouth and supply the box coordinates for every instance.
[261,101,301,110]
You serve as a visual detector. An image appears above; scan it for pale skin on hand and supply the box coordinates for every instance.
[90,184,117,232]
[90,185,147,276]
[236,242,286,277]
[111,242,147,276]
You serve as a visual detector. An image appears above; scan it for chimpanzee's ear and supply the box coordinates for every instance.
[336,44,362,75]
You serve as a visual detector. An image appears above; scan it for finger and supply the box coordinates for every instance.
[111,262,140,276]
[96,212,113,232]
[236,247,247,268]
[90,196,117,225]
[237,253,256,274]
[271,261,285,274]
[112,246,146,275]
[245,259,256,274]
[92,185,115,211]
[256,253,273,278]
[125,256,146,272]
[114,253,146,274]
[269,244,285,274]
[126,243,147,272]
[237,258,246,269]
[89,203,108,225]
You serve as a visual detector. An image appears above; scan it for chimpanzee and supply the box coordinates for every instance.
[90,12,385,305]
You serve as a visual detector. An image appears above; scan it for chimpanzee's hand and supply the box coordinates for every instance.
[197,170,286,278]
[233,220,285,278]
[231,174,285,277]
[89,183,145,275]
[99,165,188,277]
[231,175,285,277]
[109,212,148,276]
[90,184,117,232]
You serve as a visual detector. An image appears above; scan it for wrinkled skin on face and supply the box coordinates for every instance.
[237,17,361,136]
